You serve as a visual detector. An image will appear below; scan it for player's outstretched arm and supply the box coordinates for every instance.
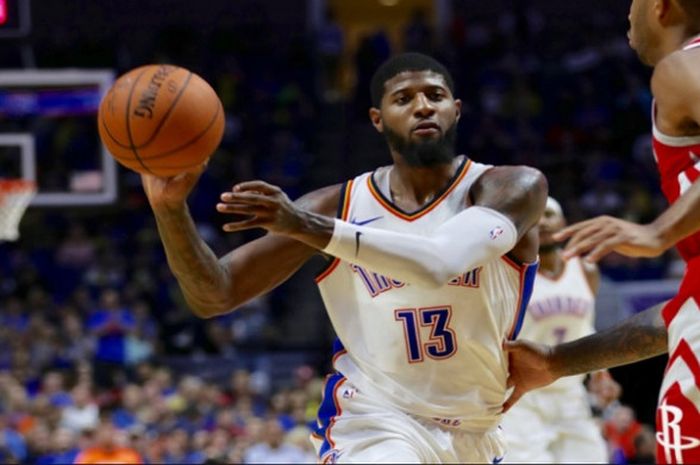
[554,54,700,263]
[143,169,341,318]
[504,300,668,412]
[216,166,546,287]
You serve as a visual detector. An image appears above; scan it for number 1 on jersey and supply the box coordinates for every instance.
[395,306,457,363]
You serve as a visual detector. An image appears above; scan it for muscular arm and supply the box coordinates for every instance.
[504,301,667,411]
[154,184,341,318]
[550,301,667,376]
[220,166,546,287]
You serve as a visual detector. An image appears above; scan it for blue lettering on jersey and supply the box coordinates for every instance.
[351,264,405,297]
[448,268,482,288]
[527,296,592,321]
[351,265,481,297]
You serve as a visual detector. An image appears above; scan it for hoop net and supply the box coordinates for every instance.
[0,179,36,241]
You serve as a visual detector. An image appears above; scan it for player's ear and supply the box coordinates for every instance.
[369,107,383,133]
[654,0,673,24]
[454,99,462,122]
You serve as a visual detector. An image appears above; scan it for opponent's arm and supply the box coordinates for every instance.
[218,166,546,288]
[143,169,341,318]
[555,54,700,262]
[504,300,667,411]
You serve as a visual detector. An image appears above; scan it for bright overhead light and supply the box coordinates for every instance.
[378,0,400,6]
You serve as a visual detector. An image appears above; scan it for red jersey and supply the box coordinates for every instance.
[651,35,700,262]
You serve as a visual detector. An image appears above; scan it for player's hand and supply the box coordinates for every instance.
[217,180,304,236]
[141,163,207,211]
[503,339,558,413]
[553,216,666,263]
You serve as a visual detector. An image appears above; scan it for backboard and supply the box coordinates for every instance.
[0,69,118,206]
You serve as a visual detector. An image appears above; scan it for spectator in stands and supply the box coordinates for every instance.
[60,384,99,434]
[86,289,136,388]
[243,417,308,463]
[73,416,142,464]
[604,405,643,462]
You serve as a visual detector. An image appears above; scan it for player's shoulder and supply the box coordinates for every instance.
[293,183,344,217]
[475,165,547,196]
[652,49,700,99]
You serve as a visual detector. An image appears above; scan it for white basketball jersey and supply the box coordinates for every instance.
[519,257,596,390]
[315,157,538,432]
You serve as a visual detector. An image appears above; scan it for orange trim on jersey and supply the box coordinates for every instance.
[339,180,353,221]
[501,255,523,271]
[332,349,347,365]
[367,159,472,221]
[325,378,346,452]
[315,258,340,283]
[315,180,354,284]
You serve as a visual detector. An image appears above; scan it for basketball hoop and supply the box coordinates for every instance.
[0,179,36,241]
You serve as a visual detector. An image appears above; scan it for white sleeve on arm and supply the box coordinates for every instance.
[322,206,518,288]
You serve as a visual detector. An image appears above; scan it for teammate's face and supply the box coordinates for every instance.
[628,0,662,65]
[370,71,461,167]
[538,205,566,250]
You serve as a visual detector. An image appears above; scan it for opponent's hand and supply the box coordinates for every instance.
[217,180,304,236]
[503,339,558,412]
[553,216,666,263]
[141,163,207,211]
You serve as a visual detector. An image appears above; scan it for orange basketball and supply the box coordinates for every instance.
[98,64,225,177]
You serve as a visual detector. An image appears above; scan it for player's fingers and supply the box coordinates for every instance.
[220,192,277,206]
[584,236,624,263]
[502,388,524,413]
[222,217,266,232]
[232,180,281,195]
[216,203,270,216]
[552,220,592,241]
[562,227,612,259]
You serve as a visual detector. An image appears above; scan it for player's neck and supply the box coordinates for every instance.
[656,27,699,62]
[389,155,463,206]
[538,249,565,279]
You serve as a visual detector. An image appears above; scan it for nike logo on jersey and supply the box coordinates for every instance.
[355,231,362,256]
[493,456,504,464]
[350,215,383,226]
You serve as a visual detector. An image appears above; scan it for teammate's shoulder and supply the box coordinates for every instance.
[294,183,344,216]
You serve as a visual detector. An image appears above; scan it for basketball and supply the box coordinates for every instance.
[98,64,225,177]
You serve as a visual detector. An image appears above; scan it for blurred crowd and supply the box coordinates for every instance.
[0,364,321,464]
[0,0,678,463]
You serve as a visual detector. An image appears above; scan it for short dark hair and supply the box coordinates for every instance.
[370,53,455,107]
[678,0,700,27]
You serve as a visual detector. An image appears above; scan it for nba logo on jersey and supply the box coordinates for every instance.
[490,226,504,240]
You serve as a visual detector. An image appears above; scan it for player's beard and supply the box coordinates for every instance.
[383,121,458,167]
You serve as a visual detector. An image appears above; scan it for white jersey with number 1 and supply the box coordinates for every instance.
[311,157,539,462]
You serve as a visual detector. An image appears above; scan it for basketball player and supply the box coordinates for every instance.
[505,1,700,463]
[500,197,609,463]
[141,53,547,463]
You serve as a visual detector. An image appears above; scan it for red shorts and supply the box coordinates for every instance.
[657,256,700,464]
